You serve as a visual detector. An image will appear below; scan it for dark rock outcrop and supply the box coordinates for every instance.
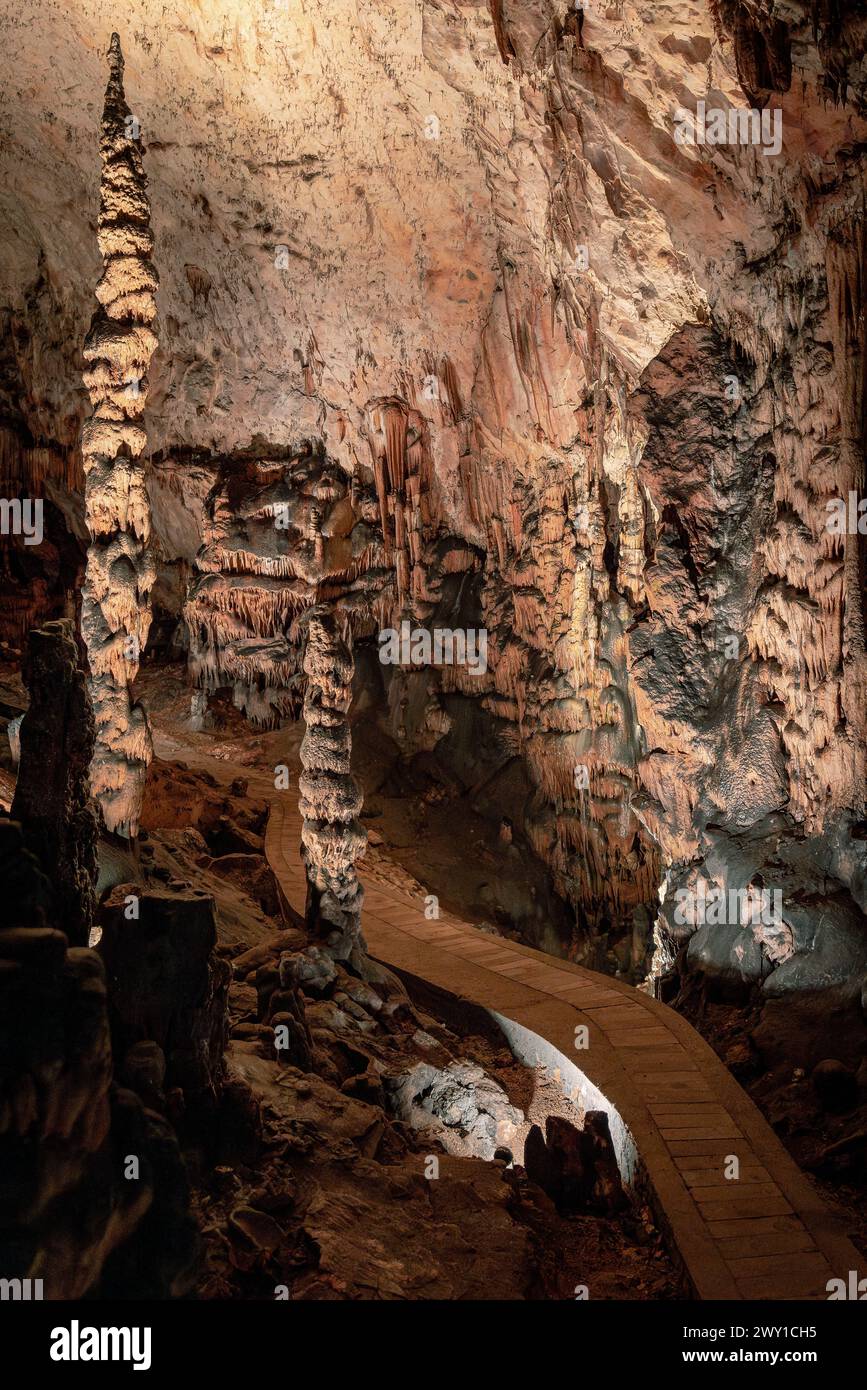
[0,821,195,1298]
[524,1111,627,1214]
[10,618,97,948]
[98,882,230,1111]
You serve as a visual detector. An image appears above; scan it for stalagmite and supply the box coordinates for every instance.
[80,33,158,837]
[299,606,367,960]
[10,619,97,948]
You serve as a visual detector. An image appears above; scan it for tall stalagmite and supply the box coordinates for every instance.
[299,607,367,960]
[81,32,158,837]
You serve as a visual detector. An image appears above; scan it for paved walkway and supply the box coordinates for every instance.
[265,791,864,1300]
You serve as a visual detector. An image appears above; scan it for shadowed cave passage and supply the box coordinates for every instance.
[0,0,866,1319]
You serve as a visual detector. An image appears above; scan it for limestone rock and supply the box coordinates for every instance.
[299,607,367,959]
[386,1059,523,1161]
[523,1110,627,1214]
[11,619,97,947]
[0,823,192,1298]
[0,2,864,986]
[811,1059,858,1115]
[182,447,392,727]
[98,882,230,1107]
[80,34,159,838]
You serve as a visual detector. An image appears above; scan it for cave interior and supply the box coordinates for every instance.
[0,0,865,1322]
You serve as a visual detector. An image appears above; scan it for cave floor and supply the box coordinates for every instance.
[2,657,862,1298]
[131,663,860,1301]
[264,794,863,1301]
[132,664,683,1300]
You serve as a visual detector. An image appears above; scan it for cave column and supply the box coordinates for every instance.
[299,607,367,960]
[80,32,158,838]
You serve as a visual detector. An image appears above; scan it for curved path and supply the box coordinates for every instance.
[264,791,865,1300]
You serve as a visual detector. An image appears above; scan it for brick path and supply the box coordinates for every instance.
[266,791,864,1301]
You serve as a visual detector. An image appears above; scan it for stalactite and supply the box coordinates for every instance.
[80,33,158,838]
[182,446,393,727]
[364,397,433,610]
[0,426,82,495]
[299,606,367,961]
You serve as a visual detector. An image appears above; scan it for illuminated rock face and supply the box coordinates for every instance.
[183,444,392,727]
[0,3,864,983]
[80,34,158,838]
[299,607,366,961]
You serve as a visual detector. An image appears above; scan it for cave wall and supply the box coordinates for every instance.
[0,0,863,985]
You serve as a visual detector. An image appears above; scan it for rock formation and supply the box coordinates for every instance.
[98,882,230,1113]
[0,824,139,1298]
[13,2,867,1314]
[80,32,158,838]
[524,1111,627,1215]
[182,444,392,727]
[299,606,367,960]
[10,619,97,948]
[0,816,195,1298]
[0,2,863,988]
